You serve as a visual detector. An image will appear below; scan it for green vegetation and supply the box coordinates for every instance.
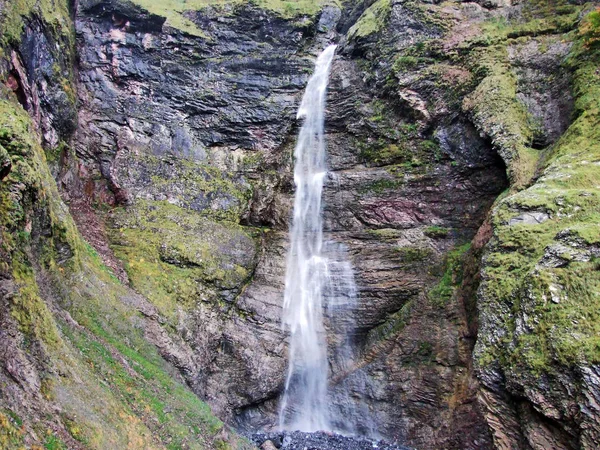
[347,0,392,39]
[395,246,434,263]
[357,124,437,167]
[461,1,584,188]
[0,0,72,47]
[108,199,256,320]
[581,6,600,47]
[359,141,411,165]
[359,178,403,195]
[0,411,25,449]
[462,44,539,188]
[61,310,225,449]
[476,7,600,373]
[142,154,252,223]
[428,243,471,306]
[424,225,449,239]
[44,433,68,450]
[367,228,403,240]
[0,99,72,348]
[0,77,249,450]
[365,300,414,346]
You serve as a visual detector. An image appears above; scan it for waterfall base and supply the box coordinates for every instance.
[249,431,413,450]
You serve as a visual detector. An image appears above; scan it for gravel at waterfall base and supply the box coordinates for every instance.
[249,431,413,450]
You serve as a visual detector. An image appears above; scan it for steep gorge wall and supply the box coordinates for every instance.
[0,1,252,448]
[67,1,507,448]
[1,0,599,449]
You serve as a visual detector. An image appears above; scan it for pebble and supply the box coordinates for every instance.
[249,431,413,450]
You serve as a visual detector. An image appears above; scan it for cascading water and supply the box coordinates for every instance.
[279,45,363,433]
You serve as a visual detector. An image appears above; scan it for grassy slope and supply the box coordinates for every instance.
[0,2,252,449]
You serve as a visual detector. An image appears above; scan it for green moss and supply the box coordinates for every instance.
[581,6,600,47]
[44,433,68,450]
[424,225,450,239]
[392,55,421,72]
[359,178,403,195]
[367,228,403,239]
[0,86,250,449]
[365,300,413,345]
[477,10,600,373]
[395,246,434,263]
[0,412,25,449]
[359,140,409,165]
[61,315,225,449]
[140,153,251,223]
[10,261,61,347]
[347,0,392,39]
[108,199,256,320]
[459,1,585,188]
[0,0,72,46]
[463,44,539,187]
[428,243,471,307]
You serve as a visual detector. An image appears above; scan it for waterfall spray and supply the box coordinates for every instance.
[279,45,337,432]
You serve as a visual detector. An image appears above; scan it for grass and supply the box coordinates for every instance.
[395,246,434,263]
[0,83,251,449]
[424,225,449,239]
[0,412,25,449]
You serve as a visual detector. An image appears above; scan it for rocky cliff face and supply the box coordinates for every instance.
[1,0,599,449]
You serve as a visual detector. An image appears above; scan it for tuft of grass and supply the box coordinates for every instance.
[44,433,68,450]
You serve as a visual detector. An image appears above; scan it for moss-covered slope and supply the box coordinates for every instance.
[467,3,600,448]
[0,2,252,449]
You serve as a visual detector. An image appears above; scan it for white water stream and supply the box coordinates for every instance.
[279,45,360,433]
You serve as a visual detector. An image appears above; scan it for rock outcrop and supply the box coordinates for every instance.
[1,0,599,449]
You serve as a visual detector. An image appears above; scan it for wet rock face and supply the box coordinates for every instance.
[70,0,596,449]
[1,18,77,150]
[71,0,509,448]
[73,0,337,426]
[75,0,321,207]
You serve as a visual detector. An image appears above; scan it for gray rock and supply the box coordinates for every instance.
[508,211,550,226]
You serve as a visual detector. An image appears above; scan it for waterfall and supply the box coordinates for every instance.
[278,44,344,432]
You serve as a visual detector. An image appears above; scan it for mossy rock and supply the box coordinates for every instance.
[0,85,251,449]
[126,0,340,38]
[108,199,258,320]
[347,0,392,40]
[476,10,600,374]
